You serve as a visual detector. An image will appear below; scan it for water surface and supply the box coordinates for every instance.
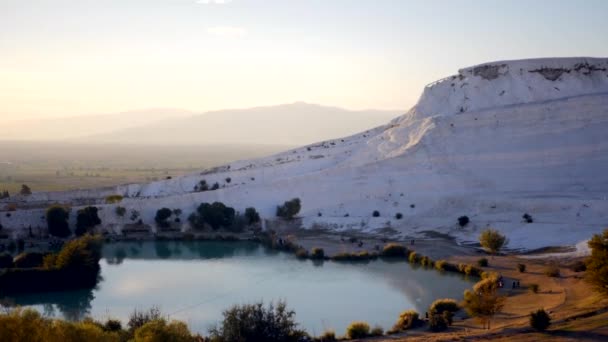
[7,241,474,335]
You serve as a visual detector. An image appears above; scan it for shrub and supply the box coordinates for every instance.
[211,182,220,190]
[392,310,419,331]
[154,208,173,228]
[46,205,71,238]
[372,210,380,217]
[105,195,124,204]
[458,215,470,227]
[0,253,13,268]
[317,330,336,342]
[477,258,489,267]
[381,243,408,257]
[529,309,551,331]
[435,260,447,271]
[517,263,526,272]
[276,198,301,220]
[75,206,101,236]
[194,180,209,192]
[345,321,370,339]
[523,213,533,223]
[115,206,127,217]
[13,252,44,268]
[569,260,586,272]
[295,248,308,259]
[134,318,195,342]
[209,301,306,342]
[310,247,325,259]
[188,202,236,230]
[395,213,403,219]
[420,255,433,267]
[429,313,448,332]
[458,263,481,276]
[408,252,419,263]
[479,228,508,255]
[442,310,454,326]
[370,325,384,337]
[429,298,459,315]
[529,283,540,293]
[128,306,162,332]
[20,184,32,196]
[244,207,261,225]
[544,266,560,278]
[130,210,140,221]
[586,229,608,295]
[225,177,232,183]
[103,319,122,332]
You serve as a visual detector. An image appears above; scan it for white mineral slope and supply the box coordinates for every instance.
[3,57,608,252]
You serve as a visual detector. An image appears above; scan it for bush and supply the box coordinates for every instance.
[211,182,220,190]
[523,213,533,223]
[310,247,325,259]
[529,283,540,293]
[13,252,44,268]
[586,229,608,295]
[115,206,127,217]
[381,243,408,257]
[0,253,13,268]
[517,263,526,272]
[429,313,448,332]
[317,330,336,342]
[194,179,209,192]
[435,260,447,271]
[134,318,195,342]
[155,208,173,228]
[105,195,123,204]
[372,210,380,217]
[408,252,419,263]
[209,301,306,342]
[244,207,261,225]
[477,258,489,267]
[46,205,71,238]
[103,319,122,332]
[345,321,370,339]
[295,248,308,259]
[276,198,301,220]
[479,228,508,255]
[429,298,459,315]
[128,306,162,332]
[20,184,32,196]
[75,206,101,236]
[395,213,403,219]
[458,263,481,276]
[529,309,551,331]
[569,260,586,272]
[392,310,419,331]
[458,216,470,227]
[544,266,560,278]
[420,255,433,267]
[188,202,236,230]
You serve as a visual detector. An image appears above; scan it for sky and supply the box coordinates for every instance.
[1,0,607,121]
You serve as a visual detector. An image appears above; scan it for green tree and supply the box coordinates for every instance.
[276,198,301,220]
[155,208,173,228]
[209,301,306,342]
[529,309,551,331]
[479,228,508,256]
[188,202,236,230]
[586,228,608,295]
[19,184,32,196]
[244,207,261,225]
[46,205,71,238]
[75,206,101,236]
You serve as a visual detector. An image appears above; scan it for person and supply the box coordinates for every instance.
[512,281,515,289]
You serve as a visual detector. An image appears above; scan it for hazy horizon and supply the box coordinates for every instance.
[2,0,607,122]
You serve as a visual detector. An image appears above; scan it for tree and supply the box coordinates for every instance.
[188,202,236,230]
[19,184,31,196]
[46,205,71,238]
[75,206,101,236]
[155,208,173,228]
[209,301,306,342]
[462,275,505,329]
[458,216,470,227]
[244,207,261,225]
[0,190,9,199]
[586,228,608,295]
[276,198,301,220]
[529,309,551,331]
[479,229,508,256]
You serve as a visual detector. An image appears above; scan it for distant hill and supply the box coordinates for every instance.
[0,108,195,141]
[83,103,400,146]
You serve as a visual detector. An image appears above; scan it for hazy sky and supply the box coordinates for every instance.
[1,0,607,121]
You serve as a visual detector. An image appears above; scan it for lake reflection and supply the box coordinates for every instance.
[6,241,474,335]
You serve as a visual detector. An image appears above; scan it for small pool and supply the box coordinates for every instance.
[6,241,474,335]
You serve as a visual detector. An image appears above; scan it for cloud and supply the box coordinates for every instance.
[196,0,232,4]
[207,26,247,38]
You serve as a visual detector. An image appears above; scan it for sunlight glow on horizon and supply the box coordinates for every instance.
[1,0,607,121]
